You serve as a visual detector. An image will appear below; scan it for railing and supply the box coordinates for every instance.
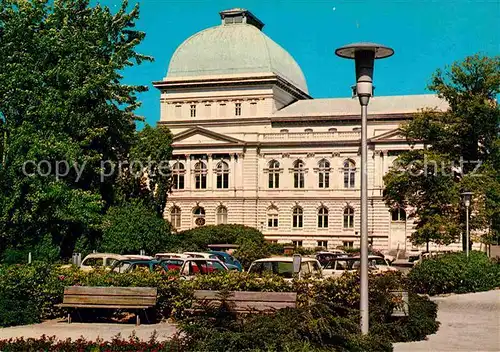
[261,131,360,141]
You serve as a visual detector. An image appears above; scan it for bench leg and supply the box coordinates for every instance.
[67,312,71,324]
[136,313,140,326]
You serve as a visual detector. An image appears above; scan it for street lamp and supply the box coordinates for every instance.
[335,42,394,335]
[461,191,473,258]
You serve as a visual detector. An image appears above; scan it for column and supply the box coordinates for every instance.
[207,154,213,189]
[230,153,236,190]
[185,154,191,190]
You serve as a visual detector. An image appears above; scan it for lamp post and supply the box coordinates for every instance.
[461,191,473,258]
[335,43,394,335]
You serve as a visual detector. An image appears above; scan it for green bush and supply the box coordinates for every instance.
[177,224,264,251]
[408,251,500,295]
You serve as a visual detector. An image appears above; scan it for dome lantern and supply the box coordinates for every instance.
[219,8,264,30]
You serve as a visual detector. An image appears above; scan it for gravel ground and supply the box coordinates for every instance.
[0,319,177,342]
[394,290,500,352]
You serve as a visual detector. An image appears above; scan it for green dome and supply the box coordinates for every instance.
[166,9,308,94]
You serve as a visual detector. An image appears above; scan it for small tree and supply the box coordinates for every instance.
[100,202,178,255]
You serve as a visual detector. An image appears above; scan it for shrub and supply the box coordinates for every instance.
[408,250,500,295]
[100,202,179,255]
[177,224,264,251]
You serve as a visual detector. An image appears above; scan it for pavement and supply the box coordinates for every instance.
[394,290,500,352]
[0,319,177,342]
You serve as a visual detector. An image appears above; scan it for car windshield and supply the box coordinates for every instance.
[249,261,294,278]
[112,261,132,273]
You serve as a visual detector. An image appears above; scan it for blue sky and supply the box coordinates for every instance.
[97,0,499,127]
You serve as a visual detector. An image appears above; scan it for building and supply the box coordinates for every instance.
[153,8,449,252]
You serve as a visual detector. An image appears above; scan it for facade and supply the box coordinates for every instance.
[154,8,450,252]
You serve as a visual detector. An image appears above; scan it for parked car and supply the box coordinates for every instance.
[322,255,397,278]
[79,253,127,271]
[111,259,169,274]
[183,251,241,271]
[123,254,154,260]
[207,250,243,271]
[316,250,347,266]
[160,258,229,278]
[154,253,191,260]
[247,257,322,280]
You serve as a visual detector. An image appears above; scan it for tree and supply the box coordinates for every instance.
[384,54,500,249]
[0,0,156,258]
[99,202,178,255]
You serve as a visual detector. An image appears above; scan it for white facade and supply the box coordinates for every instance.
[154,8,451,252]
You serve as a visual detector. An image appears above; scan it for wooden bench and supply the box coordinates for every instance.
[191,290,297,313]
[56,286,157,325]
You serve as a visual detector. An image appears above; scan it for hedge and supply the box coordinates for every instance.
[408,251,500,295]
[0,262,438,347]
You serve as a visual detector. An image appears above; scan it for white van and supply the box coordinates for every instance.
[247,257,322,280]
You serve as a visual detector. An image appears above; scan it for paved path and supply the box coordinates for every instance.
[0,319,177,342]
[394,290,500,352]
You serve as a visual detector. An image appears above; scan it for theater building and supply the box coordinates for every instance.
[153,8,448,251]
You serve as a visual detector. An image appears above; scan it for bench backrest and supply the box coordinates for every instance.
[193,290,297,311]
[63,286,157,307]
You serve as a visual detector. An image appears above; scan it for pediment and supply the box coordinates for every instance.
[369,128,406,143]
[172,127,244,146]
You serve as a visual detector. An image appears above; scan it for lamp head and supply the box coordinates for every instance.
[461,191,473,207]
[335,43,394,106]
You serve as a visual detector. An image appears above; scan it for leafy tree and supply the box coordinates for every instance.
[177,224,265,252]
[384,54,500,249]
[99,202,178,255]
[0,0,157,258]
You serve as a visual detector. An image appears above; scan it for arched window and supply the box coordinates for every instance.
[280,129,289,133]
[343,159,356,188]
[216,206,228,224]
[172,162,185,190]
[267,206,279,229]
[193,206,206,227]
[343,207,355,228]
[328,128,337,133]
[268,160,280,189]
[293,160,306,189]
[318,207,329,228]
[194,161,207,189]
[318,159,330,188]
[292,206,303,228]
[170,206,181,229]
[391,208,406,222]
[216,161,229,189]
[304,128,313,133]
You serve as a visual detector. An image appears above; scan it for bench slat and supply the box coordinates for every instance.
[64,286,157,297]
[63,295,155,306]
[193,290,297,302]
[56,304,152,309]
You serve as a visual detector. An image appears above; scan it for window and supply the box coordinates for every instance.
[292,206,303,228]
[280,129,289,133]
[172,162,185,190]
[170,206,181,229]
[328,128,337,133]
[343,207,355,229]
[267,207,279,229]
[318,207,329,228]
[216,206,228,225]
[193,207,206,227]
[318,159,330,188]
[82,258,103,267]
[343,159,356,188]
[216,161,229,189]
[190,104,196,118]
[268,160,280,189]
[293,160,305,188]
[391,208,406,222]
[317,240,328,248]
[194,161,207,189]
[235,102,242,116]
[292,240,303,247]
[353,127,361,132]
[304,128,313,133]
[343,241,354,248]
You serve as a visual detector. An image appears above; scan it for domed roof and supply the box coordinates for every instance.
[166,9,308,93]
